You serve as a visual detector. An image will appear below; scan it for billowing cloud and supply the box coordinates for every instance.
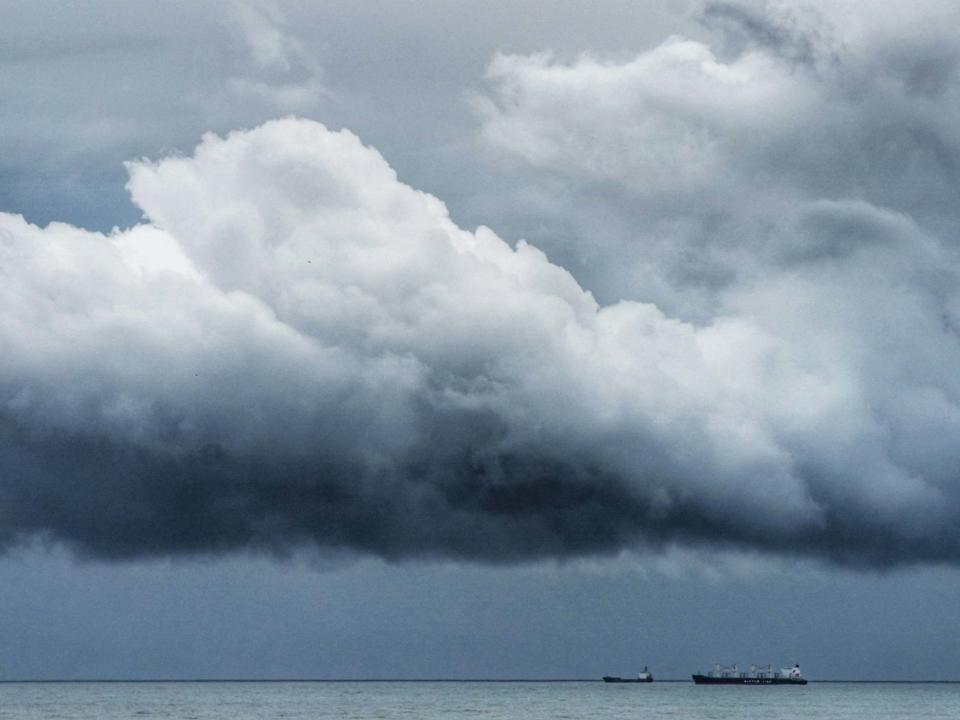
[0,111,958,567]
[475,0,960,317]
[4,1,960,568]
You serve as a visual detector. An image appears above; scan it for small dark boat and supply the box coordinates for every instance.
[603,666,653,682]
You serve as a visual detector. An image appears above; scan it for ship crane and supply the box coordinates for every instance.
[713,663,740,678]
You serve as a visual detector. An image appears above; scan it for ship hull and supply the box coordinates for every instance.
[692,675,807,685]
[603,676,653,683]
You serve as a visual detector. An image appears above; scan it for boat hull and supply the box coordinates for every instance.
[603,676,653,683]
[692,675,807,685]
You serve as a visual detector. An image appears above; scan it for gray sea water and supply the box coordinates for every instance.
[1,681,959,719]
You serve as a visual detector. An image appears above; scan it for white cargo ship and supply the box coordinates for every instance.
[692,663,807,685]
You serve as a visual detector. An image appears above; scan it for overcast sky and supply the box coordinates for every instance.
[4,0,960,680]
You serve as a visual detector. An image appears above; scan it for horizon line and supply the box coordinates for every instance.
[4,678,960,684]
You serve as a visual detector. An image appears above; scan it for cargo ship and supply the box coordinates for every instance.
[692,663,807,685]
[603,666,653,683]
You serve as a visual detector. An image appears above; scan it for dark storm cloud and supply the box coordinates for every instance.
[5,2,960,569]
[0,110,957,570]
[4,392,959,567]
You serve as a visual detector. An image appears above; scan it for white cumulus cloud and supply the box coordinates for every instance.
[0,114,958,566]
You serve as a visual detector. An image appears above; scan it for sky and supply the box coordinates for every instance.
[3,0,960,680]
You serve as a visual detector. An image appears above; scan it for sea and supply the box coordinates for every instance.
[1,680,959,719]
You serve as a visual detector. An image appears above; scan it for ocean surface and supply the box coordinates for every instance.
[1,680,959,719]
